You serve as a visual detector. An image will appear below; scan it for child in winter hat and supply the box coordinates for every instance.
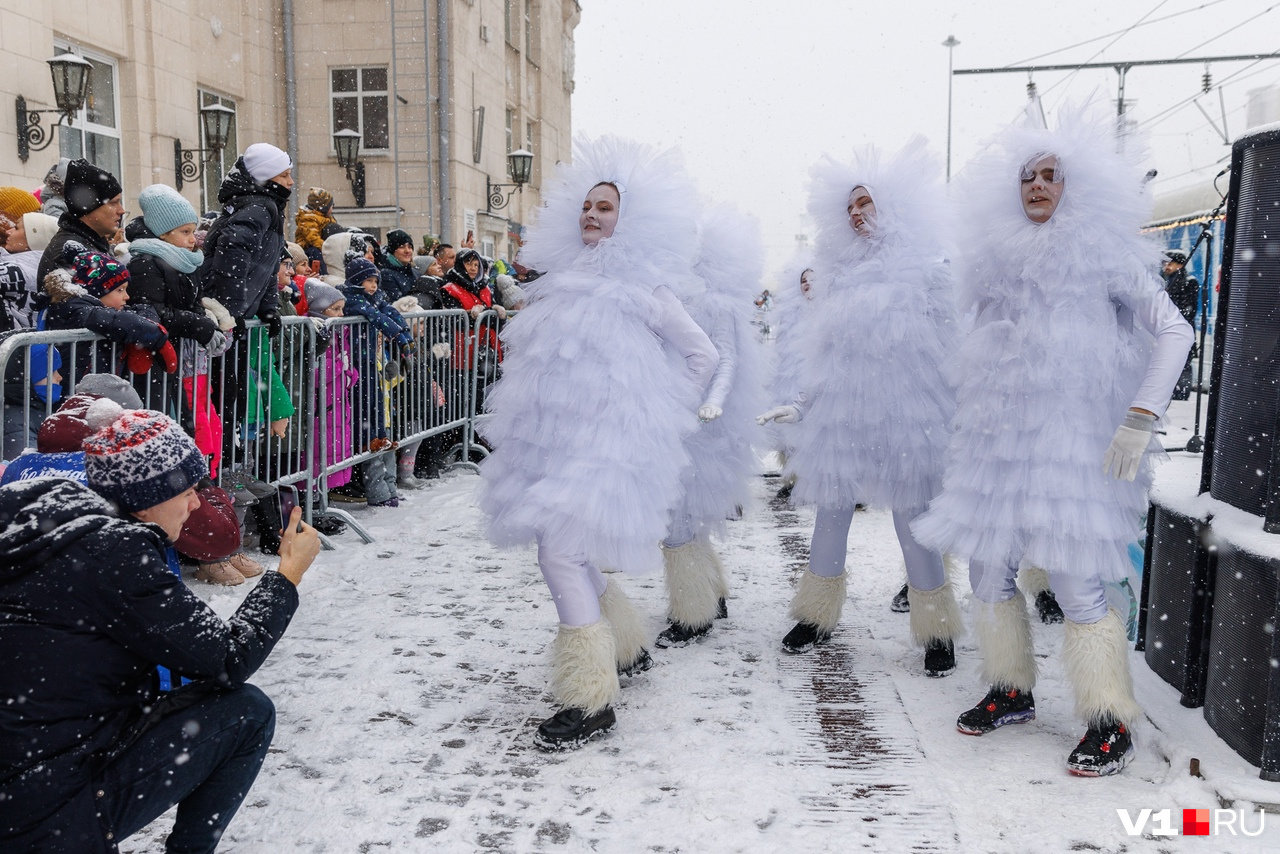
[242,143,292,183]
[306,281,346,317]
[73,250,131,303]
[137,184,198,240]
[82,398,208,514]
[344,257,380,293]
[306,188,333,214]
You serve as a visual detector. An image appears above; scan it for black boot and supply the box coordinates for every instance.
[956,686,1036,735]
[534,706,616,751]
[1035,590,1065,624]
[1066,718,1134,777]
[310,511,347,536]
[775,482,793,501]
[891,582,910,613]
[781,621,831,654]
[655,620,711,649]
[618,648,654,678]
[924,639,956,678]
[716,598,728,620]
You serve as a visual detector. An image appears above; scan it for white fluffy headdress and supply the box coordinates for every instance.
[519,135,699,282]
[954,101,1159,309]
[806,135,948,265]
[693,203,764,304]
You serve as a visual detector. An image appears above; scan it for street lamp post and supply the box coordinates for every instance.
[943,35,960,182]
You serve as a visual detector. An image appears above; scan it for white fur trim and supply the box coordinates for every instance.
[1063,609,1143,726]
[1018,565,1052,595]
[663,539,724,627]
[907,579,964,645]
[550,621,619,715]
[598,581,647,669]
[787,569,846,633]
[973,593,1037,691]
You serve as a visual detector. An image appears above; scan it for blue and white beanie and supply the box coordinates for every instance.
[82,398,207,513]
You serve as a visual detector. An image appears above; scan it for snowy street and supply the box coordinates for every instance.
[123,402,1280,852]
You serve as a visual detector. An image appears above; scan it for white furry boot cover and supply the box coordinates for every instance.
[663,539,723,628]
[907,580,964,647]
[1063,609,1143,727]
[598,581,647,670]
[974,592,1037,692]
[550,621,619,715]
[1018,565,1052,596]
[787,570,847,633]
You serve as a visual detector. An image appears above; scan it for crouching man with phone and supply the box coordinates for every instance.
[0,401,321,853]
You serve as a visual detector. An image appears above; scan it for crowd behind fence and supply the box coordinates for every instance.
[0,307,501,546]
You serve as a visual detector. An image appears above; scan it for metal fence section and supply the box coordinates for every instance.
[1,308,477,548]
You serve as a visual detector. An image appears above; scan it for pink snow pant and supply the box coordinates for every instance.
[808,505,947,592]
[968,560,1109,625]
[537,536,610,627]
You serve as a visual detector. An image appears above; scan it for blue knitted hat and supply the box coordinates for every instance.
[138,184,198,237]
[82,399,207,513]
[344,257,379,289]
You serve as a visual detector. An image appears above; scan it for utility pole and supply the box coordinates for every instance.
[943,35,960,182]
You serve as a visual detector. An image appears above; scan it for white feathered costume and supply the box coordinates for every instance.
[770,254,817,413]
[480,137,710,577]
[911,111,1192,584]
[785,137,958,512]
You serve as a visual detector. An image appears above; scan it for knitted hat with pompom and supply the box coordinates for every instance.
[81,398,207,513]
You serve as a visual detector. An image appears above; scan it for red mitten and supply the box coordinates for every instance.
[156,339,178,374]
[125,343,155,374]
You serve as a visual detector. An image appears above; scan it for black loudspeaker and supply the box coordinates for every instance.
[1201,547,1280,782]
[1204,128,1280,515]
[1139,501,1215,707]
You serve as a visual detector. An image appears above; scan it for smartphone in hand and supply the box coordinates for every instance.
[277,485,303,532]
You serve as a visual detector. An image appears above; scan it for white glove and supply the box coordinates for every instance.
[309,316,327,333]
[205,329,230,355]
[201,297,235,332]
[756,405,801,425]
[698,404,723,422]
[432,342,451,359]
[1103,410,1157,482]
[495,305,508,320]
[470,305,485,320]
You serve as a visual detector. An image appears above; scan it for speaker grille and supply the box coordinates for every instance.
[1144,504,1212,705]
[1202,549,1279,768]
[1209,139,1280,514]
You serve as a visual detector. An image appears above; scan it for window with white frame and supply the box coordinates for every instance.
[55,44,122,181]
[331,67,389,152]
[525,0,540,63]
[505,108,515,171]
[198,90,238,213]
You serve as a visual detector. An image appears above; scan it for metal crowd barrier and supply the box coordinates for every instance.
[1,307,479,548]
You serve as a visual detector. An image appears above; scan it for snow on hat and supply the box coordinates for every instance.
[344,257,379,289]
[63,158,122,217]
[138,184,198,237]
[82,398,207,513]
[1163,248,1188,263]
[37,392,97,453]
[0,186,40,224]
[305,281,345,315]
[72,250,130,297]
[74,372,144,408]
[242,142,292,183]
[385,229,413,253]
[285,241,309,269]
[307,187,333,211]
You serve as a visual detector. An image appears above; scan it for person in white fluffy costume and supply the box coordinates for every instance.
[655,204,768,649]
[767,257,817,502]
[479,136,718,749]
[758,137,964,676]
[910,106,1194,776]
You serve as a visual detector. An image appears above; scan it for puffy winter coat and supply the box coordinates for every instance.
[197,159,291,321]
[339,285,412,351]
[0,478,299,850]
[377,256,417,302]
[126,252,217,346]
[35,212,112,285]
[294,206,336,250]
[41,274,169,387]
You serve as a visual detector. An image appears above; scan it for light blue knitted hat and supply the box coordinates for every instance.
[138,184,198,237]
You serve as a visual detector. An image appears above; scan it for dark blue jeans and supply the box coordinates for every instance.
[95,684,275,854]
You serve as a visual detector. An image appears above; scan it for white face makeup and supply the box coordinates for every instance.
[847,186,876,237]
[1020,154,1065,224]
[580,183,620,246]
[800,269,814,298]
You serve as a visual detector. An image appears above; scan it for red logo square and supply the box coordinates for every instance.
[1183,809,1211,836]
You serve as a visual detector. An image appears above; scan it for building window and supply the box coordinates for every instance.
[55,44,121,182]
[198,90,238,213]
[525,0,540,63]
[331,67,389,152]
[504,0,516,48]
[505,108,515,163]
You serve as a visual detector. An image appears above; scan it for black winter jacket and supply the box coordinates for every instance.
[126,253,217,345]
[43,295,168,386]
[0,478,299,850]
[197,159,291,321]
[35,212,113,286]
[377,257,417,302]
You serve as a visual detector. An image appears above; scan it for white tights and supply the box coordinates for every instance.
[537,537,610,627]
[969,560,1109,624]
[808,505,947,592]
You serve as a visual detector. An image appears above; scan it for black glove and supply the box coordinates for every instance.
[261,312,282,339]
[234,315,249,340]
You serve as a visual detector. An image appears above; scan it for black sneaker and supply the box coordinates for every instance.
[311,513,347,536]
[775,482,793,501]
[716,597,728,620]
[781,621,831,654]
[924,639,955,678]
[619,648,654,678]
[533,706,616,751]
[891,583,911,613]
[654,620,711,649]
[1035,590,1065,624]
[1066,719,1134,777]
[956,686,1036,735]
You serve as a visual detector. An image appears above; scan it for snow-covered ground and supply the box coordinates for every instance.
[122,392,1280,852]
